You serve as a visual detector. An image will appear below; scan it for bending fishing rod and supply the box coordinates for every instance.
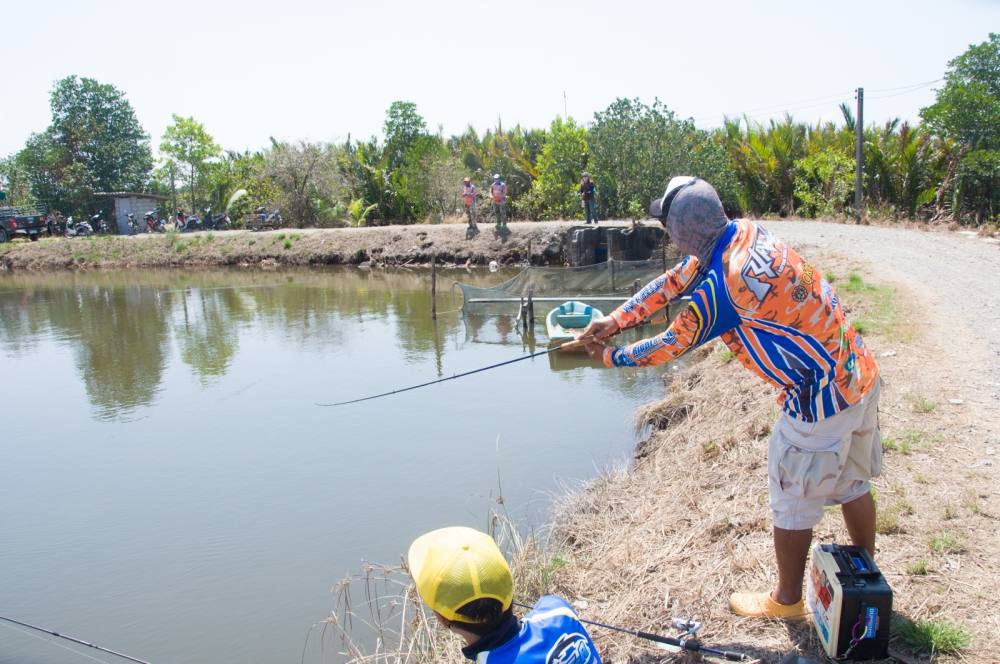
[318,298,688,407]
[316,338,595,406]
[512,602,750,662]
[0,615,152,664]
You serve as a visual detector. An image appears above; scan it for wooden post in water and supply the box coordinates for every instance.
[519,296,527,331]
[632,278,640,296]
[611,230,619,291]
[431,253,437,319]
[527,287,535,325]
[526,238,532,266]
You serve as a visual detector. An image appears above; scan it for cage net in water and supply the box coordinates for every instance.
[455,257,670,316]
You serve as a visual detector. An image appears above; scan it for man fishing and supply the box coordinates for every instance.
[580,177,881,620]
[408,526,602,662]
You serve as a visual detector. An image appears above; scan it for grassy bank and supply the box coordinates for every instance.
[0,222,601,272]
[325,256,996,663]
[536,258,993,663]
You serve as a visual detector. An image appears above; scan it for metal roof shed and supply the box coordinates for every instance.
[94,192,168,234]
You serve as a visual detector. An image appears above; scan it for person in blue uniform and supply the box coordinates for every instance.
[408,526,602,663]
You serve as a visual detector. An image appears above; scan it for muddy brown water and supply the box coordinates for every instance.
[0,268,674,663]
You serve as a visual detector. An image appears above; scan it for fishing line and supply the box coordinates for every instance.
[316,338,594,406]
[0,615,151,664]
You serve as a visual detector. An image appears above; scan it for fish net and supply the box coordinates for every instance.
[455,257,671,315]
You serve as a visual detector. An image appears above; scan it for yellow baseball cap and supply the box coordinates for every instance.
[407,527,514,623]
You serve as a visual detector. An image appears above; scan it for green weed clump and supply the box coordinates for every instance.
[911,396,936,413]
[906,560,930,575]
[833,272,906,341]
[882,429,928,455]
[876,505,902,535]
[718,348,735,364]
[283,239,292,250]
[892,616,971,656]
[928,532,964,554]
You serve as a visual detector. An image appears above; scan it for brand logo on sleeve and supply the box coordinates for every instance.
[741,227,787,301]
[547,633,594,663]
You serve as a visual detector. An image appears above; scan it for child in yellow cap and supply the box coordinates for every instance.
[408,526,602,663]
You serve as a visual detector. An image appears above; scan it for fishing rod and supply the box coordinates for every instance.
[316,338,595,406]
[318,287,687,407]
[0,615,152,664]
[512,602,750,662]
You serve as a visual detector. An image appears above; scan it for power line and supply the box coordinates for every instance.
[692,78,944,126]
[867,78,942,94]
[692,90,855,124]
[867,79,942,100]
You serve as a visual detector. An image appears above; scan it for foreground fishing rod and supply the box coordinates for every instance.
[512,602,750,662]
[0,615,151,664]
[317,337,595,406]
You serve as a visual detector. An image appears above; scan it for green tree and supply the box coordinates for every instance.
[921,33,1000,150]
[204,150,275,222]
[0,154,37,206]
[264,140,343,227]
[529,117,589,219]
[794,148,854,217]
[589,98,739,218]
[160,114,221,213]
[15,76,153,214]
[921,34,1000,222]
[411,145,467,223]
[953,149,999,222]
[384,101,427,170]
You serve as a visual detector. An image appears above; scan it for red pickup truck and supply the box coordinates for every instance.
[0,205,49,242]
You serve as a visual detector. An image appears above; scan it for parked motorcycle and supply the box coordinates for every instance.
[201,207,231,231]
[144,211,166,233]
[91,212,111,235]
[65,216,94,237]
[180,213,203,232]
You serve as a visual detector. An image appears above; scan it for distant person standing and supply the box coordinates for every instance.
[490,174,508,231]
[579,172,598,224]
[461,177,478,232]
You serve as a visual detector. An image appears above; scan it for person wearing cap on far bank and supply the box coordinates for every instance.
[578,177,882,621]
[408,527,603,663]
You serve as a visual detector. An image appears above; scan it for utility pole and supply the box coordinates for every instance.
[854,87,864,223]
[169,162,177,214]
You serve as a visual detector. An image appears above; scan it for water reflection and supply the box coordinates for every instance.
[0,269,509,419]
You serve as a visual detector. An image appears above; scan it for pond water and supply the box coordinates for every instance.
[0,268,674,664]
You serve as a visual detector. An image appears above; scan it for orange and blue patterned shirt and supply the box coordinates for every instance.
[604,220,879,422]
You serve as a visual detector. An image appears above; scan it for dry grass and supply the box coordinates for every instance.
[310,514,557,664]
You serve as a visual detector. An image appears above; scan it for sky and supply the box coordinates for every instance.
[2,0,997,159]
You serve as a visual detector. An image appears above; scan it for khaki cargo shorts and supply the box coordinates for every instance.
[768,381,882,530]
